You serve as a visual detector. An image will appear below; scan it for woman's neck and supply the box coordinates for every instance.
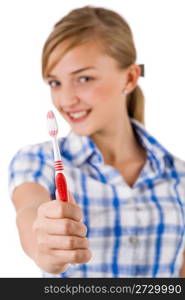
[90,114,146,166]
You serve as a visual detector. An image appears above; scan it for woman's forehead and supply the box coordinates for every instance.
[46,39,109,72]
[51,40,105,63]
[47,41,115,76]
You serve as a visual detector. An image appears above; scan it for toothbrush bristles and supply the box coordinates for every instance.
[49,130,58,137]
[47,110,58,137]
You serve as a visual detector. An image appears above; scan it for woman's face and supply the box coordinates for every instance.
[46,41,130,137]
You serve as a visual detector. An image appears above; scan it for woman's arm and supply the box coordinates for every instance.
[180,251,185,277]
[12,182,91,274]
[12,182,50,261]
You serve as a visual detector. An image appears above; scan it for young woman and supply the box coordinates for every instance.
[9,6,185,278]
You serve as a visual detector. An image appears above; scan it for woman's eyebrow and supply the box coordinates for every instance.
[47,66,96,79]
[70,66,95,75]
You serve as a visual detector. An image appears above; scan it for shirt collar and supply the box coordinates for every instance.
[60,130,103,167]
[130,118,171,174]
[61,118,171,174]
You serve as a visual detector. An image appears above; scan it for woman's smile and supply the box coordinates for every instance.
[66,108,92,123]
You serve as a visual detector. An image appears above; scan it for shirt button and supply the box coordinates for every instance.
[129,236,139,245]
[136,206,142,211]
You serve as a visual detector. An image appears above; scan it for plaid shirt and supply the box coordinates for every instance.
[8,118,185,277]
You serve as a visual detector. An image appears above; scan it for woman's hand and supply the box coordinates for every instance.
[32,190,92,274]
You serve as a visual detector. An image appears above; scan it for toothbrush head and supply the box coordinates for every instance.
[47,110,58,137]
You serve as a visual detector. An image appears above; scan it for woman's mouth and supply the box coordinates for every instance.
[66,109,92,123]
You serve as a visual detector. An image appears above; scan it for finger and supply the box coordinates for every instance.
[38,235,89,251]
[56,189,76,205]
[49,249,92,264]
[37,200,83,222]
[67,190,76,204]
[42,218,87,237]
[66,191,83,221]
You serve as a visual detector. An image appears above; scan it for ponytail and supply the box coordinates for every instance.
[126,85,145,125]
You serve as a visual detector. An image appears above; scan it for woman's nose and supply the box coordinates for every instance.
[60,85,79,106]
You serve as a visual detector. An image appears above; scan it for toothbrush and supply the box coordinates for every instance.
[47,110,68,202]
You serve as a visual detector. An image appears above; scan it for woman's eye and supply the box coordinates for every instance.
[48,80,60,87]
[79,76,93,83]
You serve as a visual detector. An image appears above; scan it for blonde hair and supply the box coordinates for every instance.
[42,5,145,124]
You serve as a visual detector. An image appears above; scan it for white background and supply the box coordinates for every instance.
[0,0,185,277]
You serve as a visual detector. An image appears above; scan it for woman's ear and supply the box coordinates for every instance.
[124,64,141,93]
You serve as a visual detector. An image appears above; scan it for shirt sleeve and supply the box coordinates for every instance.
[8,141,56,200]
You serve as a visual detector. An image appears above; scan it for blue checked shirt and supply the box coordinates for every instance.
[8,118,185,277]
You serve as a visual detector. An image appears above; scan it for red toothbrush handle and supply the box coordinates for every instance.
[56,173,68,202]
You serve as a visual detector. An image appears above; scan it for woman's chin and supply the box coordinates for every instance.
[72,126,95,137]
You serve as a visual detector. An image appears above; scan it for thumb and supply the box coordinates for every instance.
[55,189,76,205]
